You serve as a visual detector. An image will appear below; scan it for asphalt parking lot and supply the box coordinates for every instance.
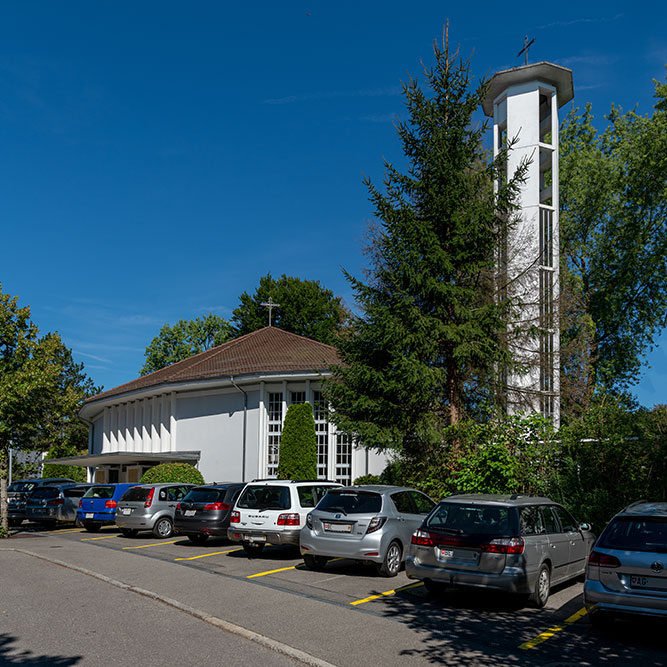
[3,523,667,666]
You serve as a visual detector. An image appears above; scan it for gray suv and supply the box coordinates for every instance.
[115,483,193,538]
[405,494,595,606]
[584,501,667,626]
[300,485,436,577]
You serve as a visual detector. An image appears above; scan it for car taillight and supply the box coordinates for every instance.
[588,550,621,568]
[203,502,231,511]
[144,487,155,508]
[277,513,300,526]
[366,517,386,534]
[230,511,240,523]
[306,513,313,529]
[78,500,83,508]
[176,503,181,512]
[105,500,117,509]
[411,530,435,546]
[48,498,65,505]
[483,537,525,554]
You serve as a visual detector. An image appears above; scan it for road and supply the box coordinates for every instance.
[1,525,666,666]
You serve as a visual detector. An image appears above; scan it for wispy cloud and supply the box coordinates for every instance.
[536,13,623,30]
[73,350,113,364]
[116,314,164,328]
[557,54,619,67]
[68,340,145,354]
[359,112,407,124]
[263,86,402,105]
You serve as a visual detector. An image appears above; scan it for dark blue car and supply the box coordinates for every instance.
[77,483,138,532]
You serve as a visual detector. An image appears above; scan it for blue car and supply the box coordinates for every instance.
[77,483,138,532]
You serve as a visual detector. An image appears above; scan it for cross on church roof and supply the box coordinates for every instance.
[260,297,280,326]
[517,35,535,66]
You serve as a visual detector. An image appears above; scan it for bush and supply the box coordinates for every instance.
[42,444,87,483]
[140,462,205,485]
[277,403,317,480]
[352,474,382,485]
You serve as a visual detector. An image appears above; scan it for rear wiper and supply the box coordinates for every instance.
[439,527,463,535]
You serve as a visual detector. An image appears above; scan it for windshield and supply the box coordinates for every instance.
[121,487,152,502]
[237,485,291,511]
[30,488,60,500]
[425,503,513,536]
[8,482,36,493]
[184,488,225,503]
[316,491,382,515]
[599,517,667,553]
[83,486,115,500]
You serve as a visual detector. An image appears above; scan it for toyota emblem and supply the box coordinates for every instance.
[651,561,664,574]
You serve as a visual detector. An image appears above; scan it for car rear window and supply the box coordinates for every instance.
[426,503,514,536]
[316,491,382,515]
[120,487,152,502]
[237,485,291,511]
[64,487,89,498]
[30,488,60,500]
[9,482,36,493]
[185,488,225,503]
[83,486,114,499]
[599,517,667,553]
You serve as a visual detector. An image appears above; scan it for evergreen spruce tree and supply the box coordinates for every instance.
[326,30,527,455]
[277,403,318,480]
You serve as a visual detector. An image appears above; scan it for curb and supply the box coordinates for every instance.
[2,547,338,667]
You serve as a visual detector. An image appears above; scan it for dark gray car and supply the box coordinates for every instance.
[406,494,595,606]
[300,485,436,577]
[24,484,91,527]
[8,478,76,527]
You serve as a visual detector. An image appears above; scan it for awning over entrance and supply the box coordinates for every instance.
[44,451,201,467]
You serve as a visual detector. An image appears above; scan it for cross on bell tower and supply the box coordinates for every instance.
[260,297,280,326]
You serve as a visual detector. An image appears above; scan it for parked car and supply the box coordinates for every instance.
[7,478,76,527]
[174,483,245,544]
[115,483,194,538]
[24,484,92,527]
[228,479,343,554]
[405,494,595,607]
[584,500,667,627]
[300,485,436,577]
[77,483,137,532]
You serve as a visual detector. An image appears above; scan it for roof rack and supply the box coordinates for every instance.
[623,499,648,511]
[250,478,339,484]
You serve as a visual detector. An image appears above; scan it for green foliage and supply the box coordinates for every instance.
[352,474,382,485]
[141,314,232,375]
[232,273,347,345]
[277,403,317,480]
[327,34,527,454]
[42,440,87,483]
[140,462,205,485]
[0,524,7,539]
[560,72,667,411]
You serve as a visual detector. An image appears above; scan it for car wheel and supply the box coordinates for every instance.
[152,517,173,539]
[303,554,328,571]
[188,534,209,545]
[83,522,100,533]
[242,541,265,555]
[531,563,551,608]
[377,540,402,577]
[8,518,22,528]
[42,520,57,530]
[423,578,448,595]
[120,528,138,538]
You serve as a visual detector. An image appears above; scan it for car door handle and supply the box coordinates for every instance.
[551,544,557,549]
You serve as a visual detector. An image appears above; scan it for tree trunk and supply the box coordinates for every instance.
[1,477,8,534]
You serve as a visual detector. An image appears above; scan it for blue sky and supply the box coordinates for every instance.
[2,2,666,405]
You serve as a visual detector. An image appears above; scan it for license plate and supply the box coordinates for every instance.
[184,510,196,517]
[245,534,266,542]
[121,508,131,515]
[323,522,352,533]
[631,576,649,587]
[85,513,94,519]
[438,548,454,559]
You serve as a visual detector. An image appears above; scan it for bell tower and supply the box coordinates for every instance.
[482,62,573,426]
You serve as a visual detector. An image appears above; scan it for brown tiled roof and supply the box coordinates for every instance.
[87,327,340,403]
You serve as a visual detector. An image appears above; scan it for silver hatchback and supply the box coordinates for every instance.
[300,485,436,577]
[115,483,193,538]
[406,494,595,606]
[584,501,667,626]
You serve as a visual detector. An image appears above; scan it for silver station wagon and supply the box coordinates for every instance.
[300,485,436,577]
[406,494,595,606]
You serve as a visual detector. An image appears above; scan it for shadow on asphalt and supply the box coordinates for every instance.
[0,634,81,666]
[374,585,667,666]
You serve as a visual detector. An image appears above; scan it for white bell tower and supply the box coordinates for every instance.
[482,62,573,426]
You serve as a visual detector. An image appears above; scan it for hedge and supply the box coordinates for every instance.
[140,462,205,485]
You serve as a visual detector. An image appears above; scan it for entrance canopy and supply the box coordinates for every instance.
[45,450,201,467]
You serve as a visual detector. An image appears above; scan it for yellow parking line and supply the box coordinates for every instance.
[175,548,242,561]
[247,564,304,578]
[81,534,119,541]
[122,539,180,550]
[43,528,83,534]
[350,581,423,606]
[519,607,588,650]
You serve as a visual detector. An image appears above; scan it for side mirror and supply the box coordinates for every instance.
[579,523,591,532]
